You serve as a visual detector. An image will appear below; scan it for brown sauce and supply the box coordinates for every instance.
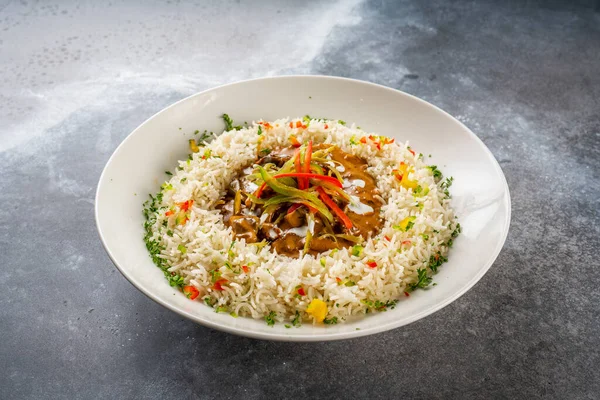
[218,144,384,257]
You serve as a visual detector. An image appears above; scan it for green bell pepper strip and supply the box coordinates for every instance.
[256,166,333,222]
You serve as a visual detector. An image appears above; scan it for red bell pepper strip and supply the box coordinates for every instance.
[316,187,353,230]
[213,279,228,291]
[182,285,199,300]
[178,199,194,212]
[242,265,249,273]
[254,182,267,198]
[366,261,377,268]
[297,287,306,296]
[165,210,174,217]
[287,203,302,215]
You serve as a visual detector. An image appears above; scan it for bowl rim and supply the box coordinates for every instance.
[95,75,511,341]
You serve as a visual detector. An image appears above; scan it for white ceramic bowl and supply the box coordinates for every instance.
[95,76,510,341]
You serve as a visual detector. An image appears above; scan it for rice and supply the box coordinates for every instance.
[143,118,458,325]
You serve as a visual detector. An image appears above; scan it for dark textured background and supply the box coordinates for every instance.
[1,1,599,399]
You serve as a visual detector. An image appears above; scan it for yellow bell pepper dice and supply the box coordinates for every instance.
[398,216,416,232]
[306,299,328,323]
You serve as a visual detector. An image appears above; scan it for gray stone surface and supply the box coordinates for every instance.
[1,0,599,398]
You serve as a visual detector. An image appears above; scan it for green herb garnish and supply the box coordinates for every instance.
[427,165,443,181]
[451,223,461,238]
[428,252,447,273]
[265,311,277,326]
[441,177,454,198]
[204,297,215,307]
[222,114,242,131]
[143,192,184,289]
[408,268,432,290]
[292,311,301,327]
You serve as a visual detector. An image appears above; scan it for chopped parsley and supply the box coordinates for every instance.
[349,135,358,145]
[285,324,291,328]
[428,252,447,273]
[408,268,432,290]
[260,148,272,155]
[420,233,429,241]
[164,171,172,176]
[222,113,243,131]
[323,317,338,324]
[166,230,173,237]
[362,299,397,311]
[177,244,187,254]
[427,165,443,181]
[344,281,356,287]
[441,177,454,198]
[180,177,187,183]
[338,120,346,125]
[196,130,212,143]
[292,311,301,327]
[257,125,263,135]
[204,297,215,307]
[216,306,228,313]
[143,192,184,289]
[265,311,277,326]
[451,223,461,238]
